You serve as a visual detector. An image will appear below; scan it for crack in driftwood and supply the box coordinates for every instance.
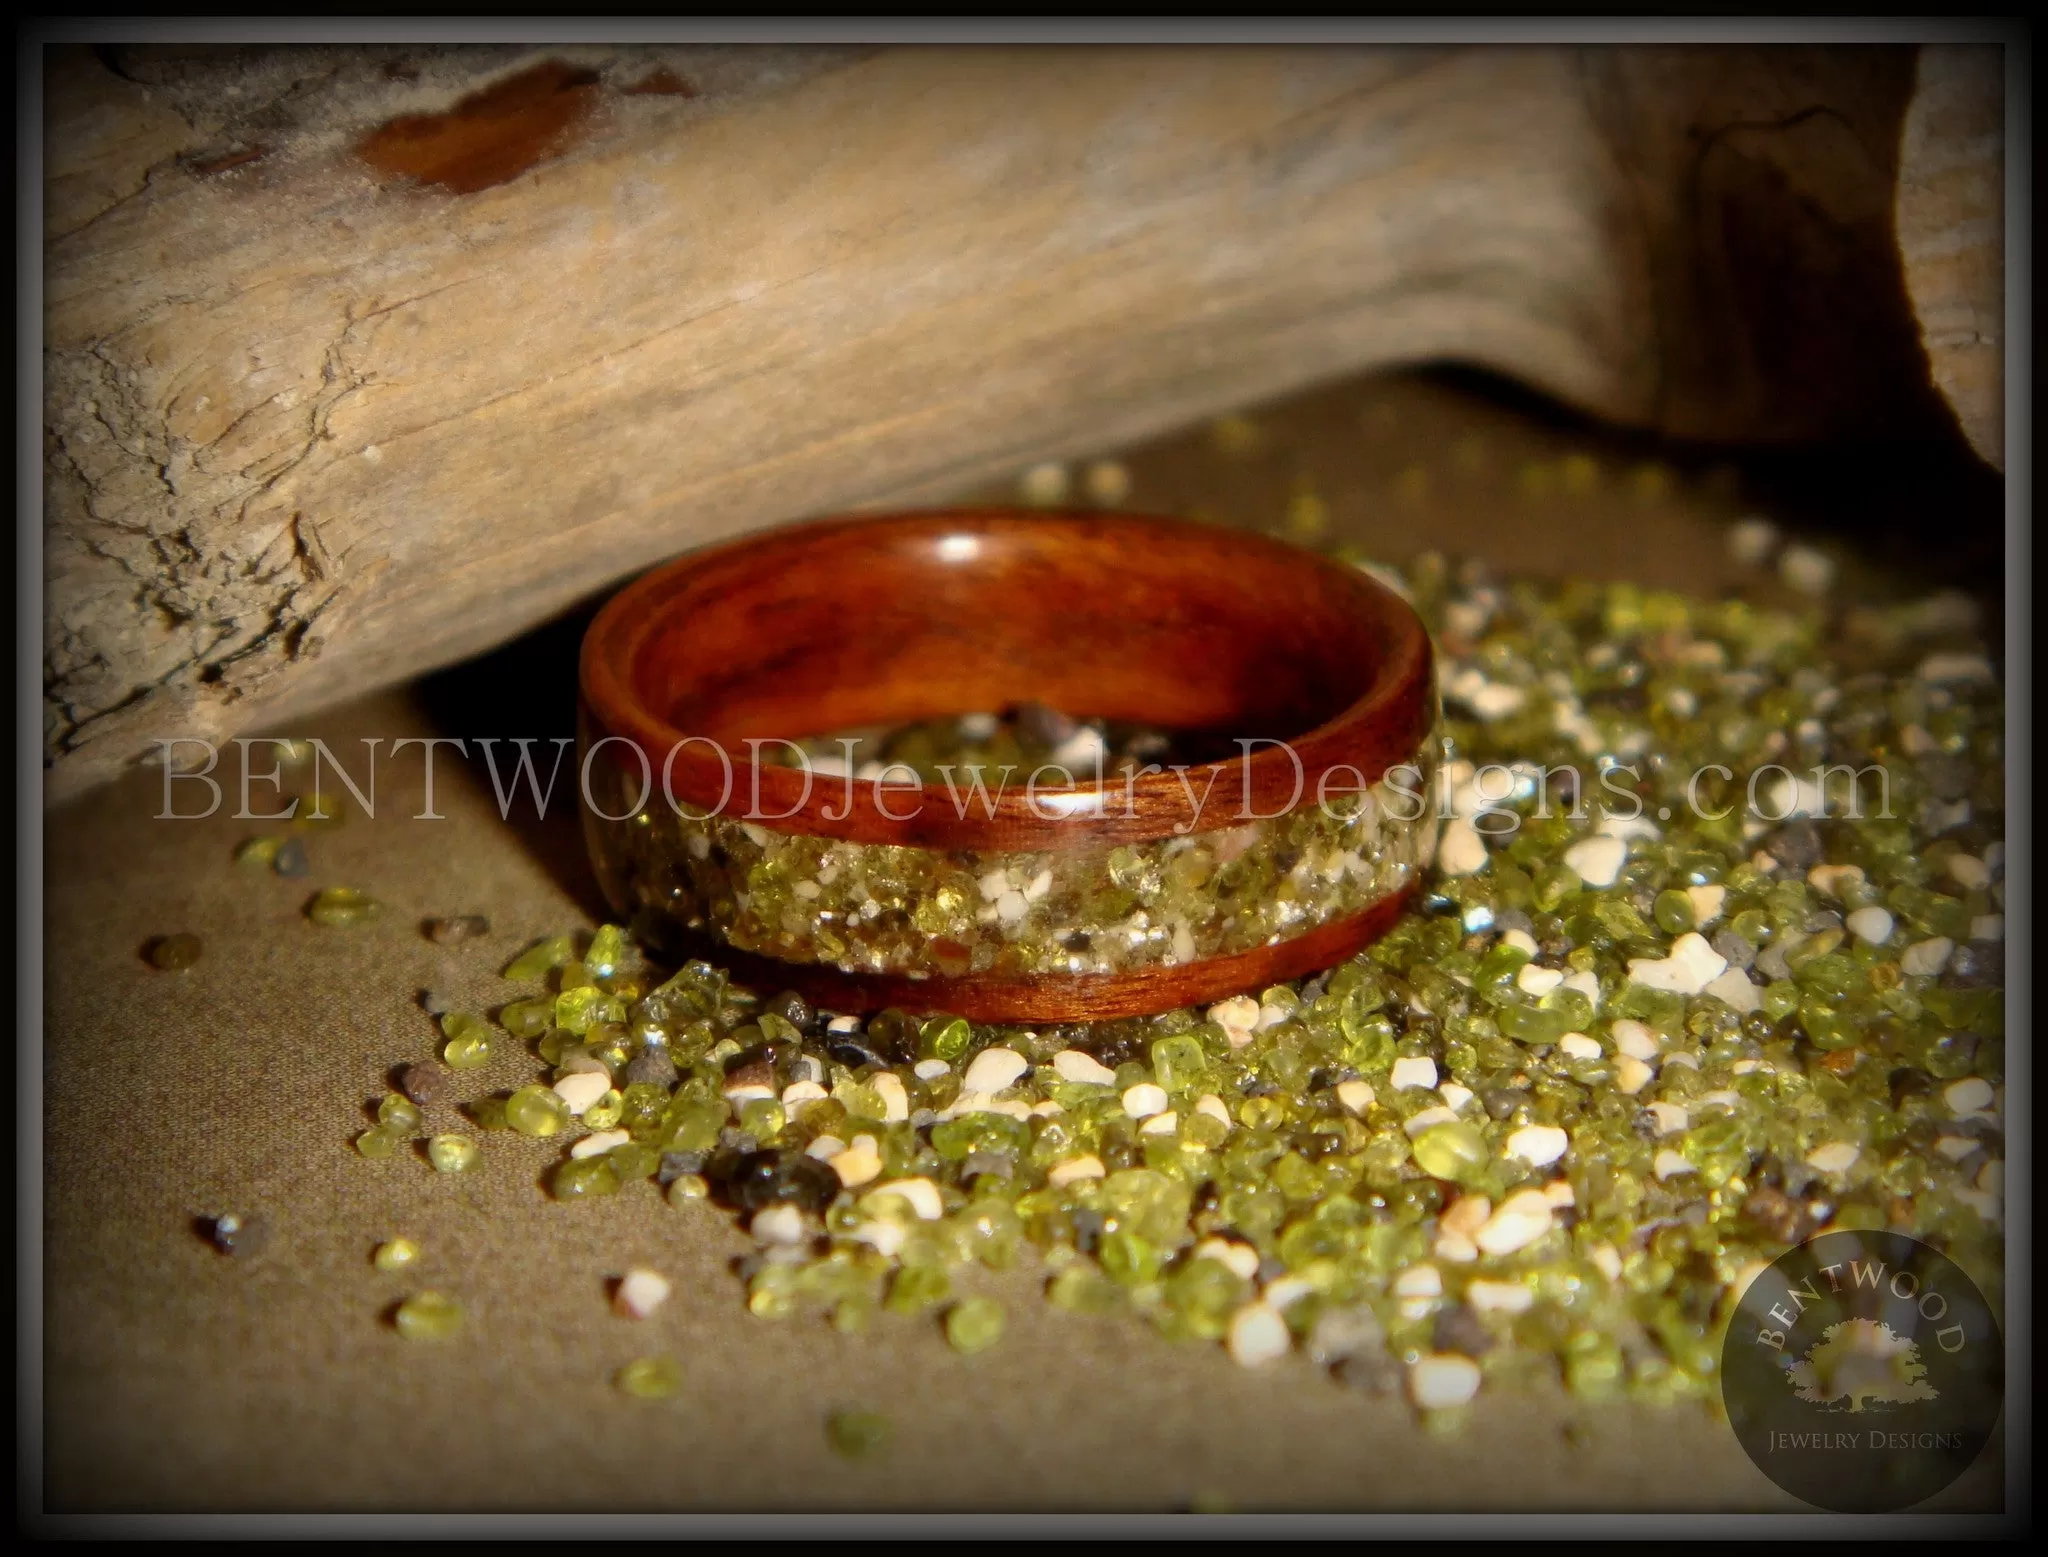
[45,301,379,757]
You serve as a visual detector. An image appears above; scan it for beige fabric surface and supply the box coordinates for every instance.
[42,373,2004,1513]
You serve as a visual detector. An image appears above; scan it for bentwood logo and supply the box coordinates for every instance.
[1722,1230,2003,1512]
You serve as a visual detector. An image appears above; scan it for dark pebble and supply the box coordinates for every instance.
[207,1213,270,1257]
[706,1147,839,1216]
[146,933,204,971]
[866,1013,924,1065]
[1298,975,1330,1006]
[1432,1304,1495,1358]
[1241,1078,1280,1099]
[657,1150,707,1185]
[398,1062,446,1107]
[722,1056,777,1094]
[908,1109,938,1131]
[623,1045,680,1088]
[1480,1088,1523,1122]
[273,836,310,878]
[1256,1254,1289,1287]
[1803,908,1844,934]
[1087,1030,1147,1070]
[826,1038,891,1072]
[717,1128,759,1155]
[1944,941,2003,989]
[425,914,490,945]
[732,1036,798,1071]
[1764,820,1824,873]
[1070,1207,1107,1256]
[1710,929,1757,971]
[1013,700,1079,748]
[1333,1352,1403,1396]
[763,989,814,1033]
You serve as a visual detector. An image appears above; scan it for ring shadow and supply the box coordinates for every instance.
[1424,365,2007,610]
[407,597,610,922]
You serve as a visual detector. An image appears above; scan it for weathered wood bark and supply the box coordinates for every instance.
[1895,44,2005,470]
[43,42,1990,802]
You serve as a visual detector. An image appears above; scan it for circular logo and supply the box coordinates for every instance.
[1722,1230,2003,1512]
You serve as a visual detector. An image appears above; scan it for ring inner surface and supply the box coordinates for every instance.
[633,516,1399,760]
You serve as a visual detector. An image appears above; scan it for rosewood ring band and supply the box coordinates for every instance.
[579,508,1440,1021]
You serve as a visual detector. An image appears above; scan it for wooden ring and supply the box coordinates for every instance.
[580,508,1438,1019]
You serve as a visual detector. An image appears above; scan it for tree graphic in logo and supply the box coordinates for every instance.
[1785,1318,1941,1413]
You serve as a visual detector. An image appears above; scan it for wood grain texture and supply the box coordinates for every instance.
[1894,44,2004,470]
[44,42,1975,801]
[579,509,1435,851]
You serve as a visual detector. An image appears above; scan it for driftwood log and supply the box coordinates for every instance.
[43,42,2004,802]
[1894,44,2005,472]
